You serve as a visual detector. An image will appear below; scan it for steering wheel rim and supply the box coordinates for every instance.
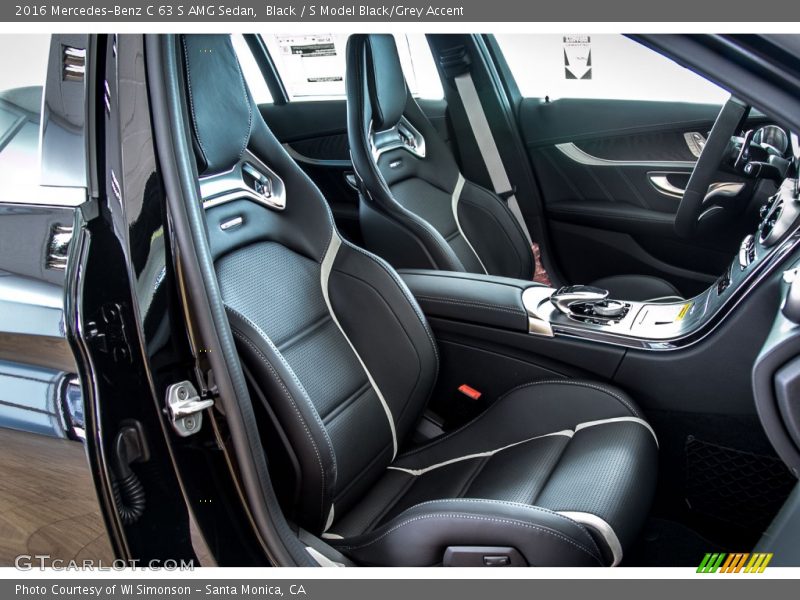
[675,98,748,237]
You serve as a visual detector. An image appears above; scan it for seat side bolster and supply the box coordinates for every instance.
[225,306,338,533]
[330,499,605,567]
[457,181,535,280]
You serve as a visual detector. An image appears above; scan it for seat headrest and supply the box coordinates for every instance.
[181,35,253,175]
[360,34,408,131]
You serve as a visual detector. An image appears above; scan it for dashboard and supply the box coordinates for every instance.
[523,126,800,351]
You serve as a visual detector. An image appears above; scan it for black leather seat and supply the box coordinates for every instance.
[183,34,657,567]
[345,34,682,302]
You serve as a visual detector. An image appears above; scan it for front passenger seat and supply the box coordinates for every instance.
[345,34,683,302]
[183,34,657,567]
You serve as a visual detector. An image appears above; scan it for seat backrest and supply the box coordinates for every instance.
[180,35,439,534]
[346,34,533,280]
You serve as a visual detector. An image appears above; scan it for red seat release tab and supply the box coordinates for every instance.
[458,384,482,401]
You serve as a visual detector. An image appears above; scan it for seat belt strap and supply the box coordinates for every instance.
[453,71,533,245]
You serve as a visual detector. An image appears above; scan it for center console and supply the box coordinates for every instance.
[522,177,800,349]
[402,177,800,352]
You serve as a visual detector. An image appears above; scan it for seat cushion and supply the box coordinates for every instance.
[326,380,658,566]
[590,274,683,302]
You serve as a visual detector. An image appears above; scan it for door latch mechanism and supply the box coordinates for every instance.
[165,381,214,437]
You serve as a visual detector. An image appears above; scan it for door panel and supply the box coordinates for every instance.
[518,98,722,146]
[518,97,765,295]
[260,98,450,245]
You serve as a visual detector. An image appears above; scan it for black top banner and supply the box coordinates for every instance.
[3,0,800,22]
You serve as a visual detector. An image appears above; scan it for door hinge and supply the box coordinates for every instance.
[165,381,214,437]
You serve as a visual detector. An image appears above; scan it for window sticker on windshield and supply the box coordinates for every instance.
[564,35,592,80]
[274,34,345,98]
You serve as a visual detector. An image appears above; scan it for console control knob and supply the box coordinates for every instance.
[591,300,627,318]
[550,285,609,315]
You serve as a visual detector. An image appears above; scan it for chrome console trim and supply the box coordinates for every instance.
[521,287,554,337]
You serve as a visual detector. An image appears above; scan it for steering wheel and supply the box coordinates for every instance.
[675,98,749,237]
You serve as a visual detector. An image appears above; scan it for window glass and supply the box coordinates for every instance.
[0,34,50,193]
[231,34,274,104]
[261,33,444,101]
[495,34,730,104]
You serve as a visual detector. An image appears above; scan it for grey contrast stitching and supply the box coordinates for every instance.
[230,43,253,160]
[226,306,338,483]
[397,378,642,459]
[460,188,532,276]
[355,39,457,271]
[501,380,642,419]
[343,240,440,366]
[364,476,417,533]
[231,329,328,526]
[385,181,464,269]
[411,499,595,536]
[414,295,526,316]
[181,37,208,166]
[337,512,602,563]
[365,144,464,270]
[409,499,602,557]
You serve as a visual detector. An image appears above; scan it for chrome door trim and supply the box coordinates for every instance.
[648,172,746,200]
[648,173,686,198]
[283,144,351,169]
[555,142,696,169]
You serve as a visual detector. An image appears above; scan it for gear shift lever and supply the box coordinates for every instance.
[550,285,609,315]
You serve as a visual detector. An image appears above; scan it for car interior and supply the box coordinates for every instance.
[145,33,800,567]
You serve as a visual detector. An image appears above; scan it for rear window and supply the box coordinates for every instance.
[259,33,444,101]
[495,34,730,104]
[231,34,274,105]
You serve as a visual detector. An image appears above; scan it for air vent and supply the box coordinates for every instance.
[63,46,86,82]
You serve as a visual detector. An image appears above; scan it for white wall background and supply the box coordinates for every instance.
[0,34,50,92]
